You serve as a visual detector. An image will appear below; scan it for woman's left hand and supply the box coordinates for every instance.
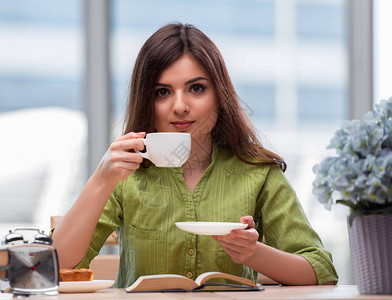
[212,216,259,264]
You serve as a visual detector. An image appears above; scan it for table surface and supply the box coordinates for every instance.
[1,285,392,300]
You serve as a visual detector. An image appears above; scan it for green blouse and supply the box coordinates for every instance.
[77,146,338,287]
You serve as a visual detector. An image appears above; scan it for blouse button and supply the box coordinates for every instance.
[186,272,193,279]
[188,248,195,255]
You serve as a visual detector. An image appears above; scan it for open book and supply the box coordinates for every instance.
[125,272,263,292]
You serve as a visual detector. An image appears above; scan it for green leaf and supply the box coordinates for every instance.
[336,200,355,209]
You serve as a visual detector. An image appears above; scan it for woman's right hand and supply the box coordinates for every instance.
[53,131,146,268]
[95,131,146,188]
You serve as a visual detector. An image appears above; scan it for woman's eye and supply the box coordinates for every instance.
[155,88,169,97]
[190,84,206,94]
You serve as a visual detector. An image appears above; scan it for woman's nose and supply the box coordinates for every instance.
[172,92,190,114]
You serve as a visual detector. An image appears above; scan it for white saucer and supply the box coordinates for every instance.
[175,222,247,235]
[58,280,115,293]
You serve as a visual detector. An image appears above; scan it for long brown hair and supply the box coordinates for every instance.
[124,23,286,171]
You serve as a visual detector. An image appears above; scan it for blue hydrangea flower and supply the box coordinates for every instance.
[312,97,392,212]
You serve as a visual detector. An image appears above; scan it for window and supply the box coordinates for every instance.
[374,0,392,103]
[296,1,346,41]
[0,0,85,234]
[297,86,346,121]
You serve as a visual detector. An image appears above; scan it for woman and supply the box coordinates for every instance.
[52,23,338,287]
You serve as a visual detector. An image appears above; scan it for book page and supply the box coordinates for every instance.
[195,272,257,287]
[125,274,199,292]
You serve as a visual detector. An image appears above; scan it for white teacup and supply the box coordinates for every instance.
[136,133,191,167]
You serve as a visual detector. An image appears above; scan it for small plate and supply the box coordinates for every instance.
[175,222,247,235]
[58,280,115,293]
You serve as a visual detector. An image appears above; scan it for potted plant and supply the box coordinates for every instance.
[312,98,392,295]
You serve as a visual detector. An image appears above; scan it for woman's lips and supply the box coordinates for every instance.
[171,121,194,129]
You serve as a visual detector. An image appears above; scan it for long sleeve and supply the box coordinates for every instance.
[76,182,123,269]
[255,166,338,284]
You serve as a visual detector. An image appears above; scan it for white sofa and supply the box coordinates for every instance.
[0,107,87,238]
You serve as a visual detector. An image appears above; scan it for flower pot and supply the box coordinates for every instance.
[348,214,392,295]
